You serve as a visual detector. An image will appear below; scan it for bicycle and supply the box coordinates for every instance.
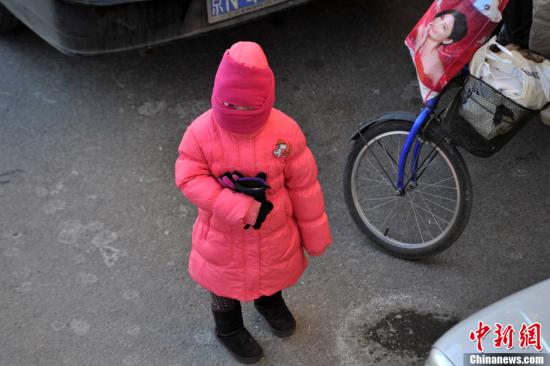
[344,73,539,259]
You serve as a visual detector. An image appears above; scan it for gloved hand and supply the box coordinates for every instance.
[218,171,242,190]
[252,200,273,230]
[218,171,273,230]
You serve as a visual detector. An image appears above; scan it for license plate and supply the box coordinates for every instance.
[207,0,290,24]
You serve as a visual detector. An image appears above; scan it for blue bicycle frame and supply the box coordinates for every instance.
[396,97,439,192]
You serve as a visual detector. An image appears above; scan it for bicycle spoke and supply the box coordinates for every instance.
[408,196,450,225]
[358,176,394,187]
[414,193,455,214]
[367,197,397,211]
[416,182,457,190]
[380,199,398,233]
[368,147,397,189]
[415,177,455,192]
[405,202,413,224]
[400,202,414,240]
[405,137,445,187]
[416,154,443,181]
[417,192,443,233]
[410,194,425,243]
[406,191,436,240]
[365,195,399,201]
[417,136,445,170]
[365,155,395,188]
[375,139,398,174]
[414,189,456,203]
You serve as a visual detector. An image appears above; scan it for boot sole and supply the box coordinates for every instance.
[254,305,296,338]
[231,352,264,364]
[216,335,264,364]
[271,323,296,338]
[255,308,296,337]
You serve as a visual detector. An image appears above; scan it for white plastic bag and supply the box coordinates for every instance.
[470,36,550,110]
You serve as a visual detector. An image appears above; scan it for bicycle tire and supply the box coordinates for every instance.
[344,120,472,259]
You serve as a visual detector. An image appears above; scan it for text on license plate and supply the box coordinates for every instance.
[207,0,289,24]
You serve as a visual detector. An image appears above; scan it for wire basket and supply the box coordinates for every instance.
[441,75,537,157]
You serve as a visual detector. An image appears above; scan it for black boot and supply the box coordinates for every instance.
[212,303,264,364]
[254,291,296,337]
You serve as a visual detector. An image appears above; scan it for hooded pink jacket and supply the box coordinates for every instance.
[175,42,331,301]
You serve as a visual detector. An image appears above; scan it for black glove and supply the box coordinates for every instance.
[253,200,274,230]
[220,171,273,230]
[234,172,270,202]
[218,171,244,190]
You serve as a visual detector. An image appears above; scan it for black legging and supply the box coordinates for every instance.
[211,291,283,312]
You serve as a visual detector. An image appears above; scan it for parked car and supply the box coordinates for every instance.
[426,278,550,366]
[0,0,313,55]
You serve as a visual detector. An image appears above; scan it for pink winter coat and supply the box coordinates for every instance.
[175,42,331,301]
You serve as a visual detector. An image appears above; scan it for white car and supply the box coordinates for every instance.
[426,279,550,366]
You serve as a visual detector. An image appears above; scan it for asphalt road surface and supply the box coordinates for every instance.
[1,0,549,365]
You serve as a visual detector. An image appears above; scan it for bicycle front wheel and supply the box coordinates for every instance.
[344,120,472,259]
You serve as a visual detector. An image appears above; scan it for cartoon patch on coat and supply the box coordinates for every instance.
[273,139,290,158]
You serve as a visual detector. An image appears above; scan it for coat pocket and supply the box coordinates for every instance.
[262,224,299,265]
[195,229,233,267]
[261,196,287,230]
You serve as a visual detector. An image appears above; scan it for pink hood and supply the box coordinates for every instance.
[211,42,275,134]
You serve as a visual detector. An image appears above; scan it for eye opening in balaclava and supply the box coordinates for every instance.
[223,102,258,111]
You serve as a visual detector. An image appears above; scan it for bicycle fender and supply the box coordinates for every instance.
[348,111,417,142]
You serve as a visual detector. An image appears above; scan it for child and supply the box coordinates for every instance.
[175,41,331,364]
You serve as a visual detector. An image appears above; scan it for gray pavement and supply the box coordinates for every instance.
[1,0,549,365]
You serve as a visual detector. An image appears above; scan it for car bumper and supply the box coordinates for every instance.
[1,0,312,55]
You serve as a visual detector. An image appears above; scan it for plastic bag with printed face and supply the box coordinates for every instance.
[405,0,509,102]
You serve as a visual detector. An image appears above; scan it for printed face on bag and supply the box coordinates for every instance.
[409,8,470,97]
[429,10,468,46]
[429,13,455,43]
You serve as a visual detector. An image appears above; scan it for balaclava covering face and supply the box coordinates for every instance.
[211,41,275,134]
